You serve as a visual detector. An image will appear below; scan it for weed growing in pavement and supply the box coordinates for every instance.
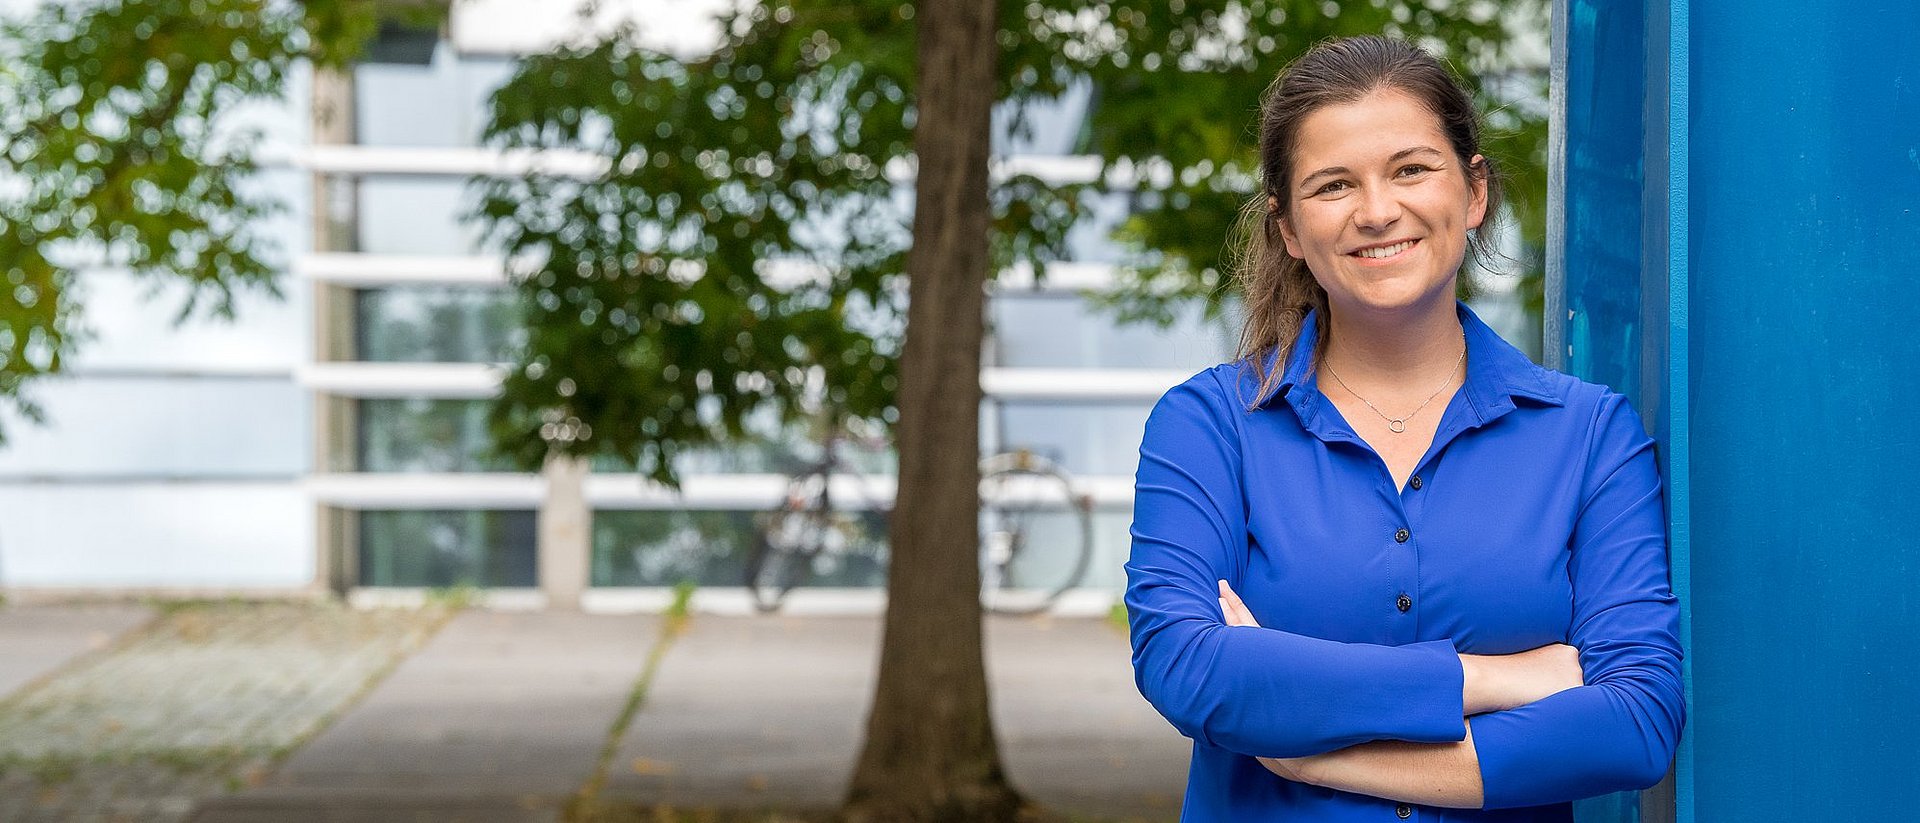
[425,583,482,610]
[1107,601,1129,632]
[665,579,697,635]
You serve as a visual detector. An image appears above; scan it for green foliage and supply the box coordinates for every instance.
[477,0,1547,488]
[0,0,445,445]
[471,3,927,487]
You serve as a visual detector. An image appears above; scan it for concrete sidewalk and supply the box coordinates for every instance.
[197,610,661,822]
[197,610,1187,822]
[606,616,1187,820]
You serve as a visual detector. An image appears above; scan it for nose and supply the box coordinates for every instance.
[1352,185,1403,231]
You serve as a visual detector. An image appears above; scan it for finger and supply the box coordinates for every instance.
[1216,581,1243,623]
[1220,580,1258,626]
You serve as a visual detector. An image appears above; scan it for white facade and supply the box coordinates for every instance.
[0,1,1539,600]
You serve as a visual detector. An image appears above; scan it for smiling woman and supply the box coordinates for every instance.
[1124,35,1685,822]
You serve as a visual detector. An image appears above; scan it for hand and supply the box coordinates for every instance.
[1460,642,1584,715]
[1217,579,1260,627]
[1258,754,1312,782]
[1220,581,1322,783]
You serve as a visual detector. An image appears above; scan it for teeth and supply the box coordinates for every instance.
[1356,240,1414,259]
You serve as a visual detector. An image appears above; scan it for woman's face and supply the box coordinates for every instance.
[1275,87,1487,318]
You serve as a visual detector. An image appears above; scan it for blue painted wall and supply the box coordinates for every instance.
[1686,1,1920,818]
[1554,0,1920,820]
[1547,1,1667,820]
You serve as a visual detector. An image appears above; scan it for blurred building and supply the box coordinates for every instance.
[0,1,1537,608]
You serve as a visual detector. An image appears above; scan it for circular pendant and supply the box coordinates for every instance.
[1389,419,1407,433]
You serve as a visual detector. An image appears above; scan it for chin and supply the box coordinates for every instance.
[1335,283,1452,315]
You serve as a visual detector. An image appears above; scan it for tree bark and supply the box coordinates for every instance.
[841,0,1023,821]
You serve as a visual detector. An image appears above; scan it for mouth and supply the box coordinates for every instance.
[1349,238,1420,261]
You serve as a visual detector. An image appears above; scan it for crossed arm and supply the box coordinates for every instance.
[1218,579,1582,808]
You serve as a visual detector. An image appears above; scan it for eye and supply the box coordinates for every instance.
[1396,164,1435,178]
[1312,179,1350,195]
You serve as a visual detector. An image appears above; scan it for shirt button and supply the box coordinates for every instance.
[1397,804,1413,819]
[1409,475,1423,490]
[1394,528,1410,543]
[1396,593,1412,612]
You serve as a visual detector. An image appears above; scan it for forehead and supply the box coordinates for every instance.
[1290,88,1451,176]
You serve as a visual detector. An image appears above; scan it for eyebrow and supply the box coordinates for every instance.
[1296,146,1447,191]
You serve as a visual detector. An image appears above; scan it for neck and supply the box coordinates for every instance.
[1318,295,1466,388]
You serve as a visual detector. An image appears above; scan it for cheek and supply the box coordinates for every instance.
[1282,209,1340,260]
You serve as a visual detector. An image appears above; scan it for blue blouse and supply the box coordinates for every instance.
[1125,302,1685,821]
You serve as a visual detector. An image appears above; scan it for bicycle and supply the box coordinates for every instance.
[976,448,1098,615]
[742,424,892,613]
[743,433,1097,615]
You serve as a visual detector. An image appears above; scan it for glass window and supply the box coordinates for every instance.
[355,287,522,363]
[358,509,536,587]
[66,260,306,373]
[0,484,312,587]
[0,377,306,477]
[592,508,887,588]
[358,398,517,473]
[991,79,1092,156]
[990,292,1235,370]
[990,401,1152,477]
[1063,190,1139,263]
[354,398,894,477]
[353,176,491,255]
[591,407,897,477]
[355,52,518,147]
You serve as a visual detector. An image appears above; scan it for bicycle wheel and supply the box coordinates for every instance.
[745,471,836,612]
[978,451,1096,616]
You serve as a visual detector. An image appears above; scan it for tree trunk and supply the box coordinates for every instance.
[841,0,1022,821]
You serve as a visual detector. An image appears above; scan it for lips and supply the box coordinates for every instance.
[1351,239,1419,259]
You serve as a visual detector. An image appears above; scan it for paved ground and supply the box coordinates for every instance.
[0,604,152,699]
[605,616,1187,820]
[0,602,1188,822]
[200,610,661,822]
[0,601,449,823]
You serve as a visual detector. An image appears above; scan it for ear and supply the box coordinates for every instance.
[1466,154,1489,231]
[1275,211,1306,260]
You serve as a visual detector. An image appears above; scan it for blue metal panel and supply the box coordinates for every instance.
[1560,0,1920,819]
[1650,0,1691,818]
[1548,1,1669,819]
[1686,1,1920,818]
[1548,0,1652,411]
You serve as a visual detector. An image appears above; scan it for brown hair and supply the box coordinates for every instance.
[1234,35,1503,408]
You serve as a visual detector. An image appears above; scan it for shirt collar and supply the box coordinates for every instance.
[1251,300,1564,425]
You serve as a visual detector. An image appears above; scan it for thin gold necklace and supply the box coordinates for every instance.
[1321,333,1466,433]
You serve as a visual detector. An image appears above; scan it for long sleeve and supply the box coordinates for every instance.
[1470,392,1687,809]
[1124,371,1468,758]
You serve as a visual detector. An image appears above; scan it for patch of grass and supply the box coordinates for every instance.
[0,746,263,787]
[425,583,482,610]
[664,579,697,635]
[1107,601,1129,633]
[13,755,79,786]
